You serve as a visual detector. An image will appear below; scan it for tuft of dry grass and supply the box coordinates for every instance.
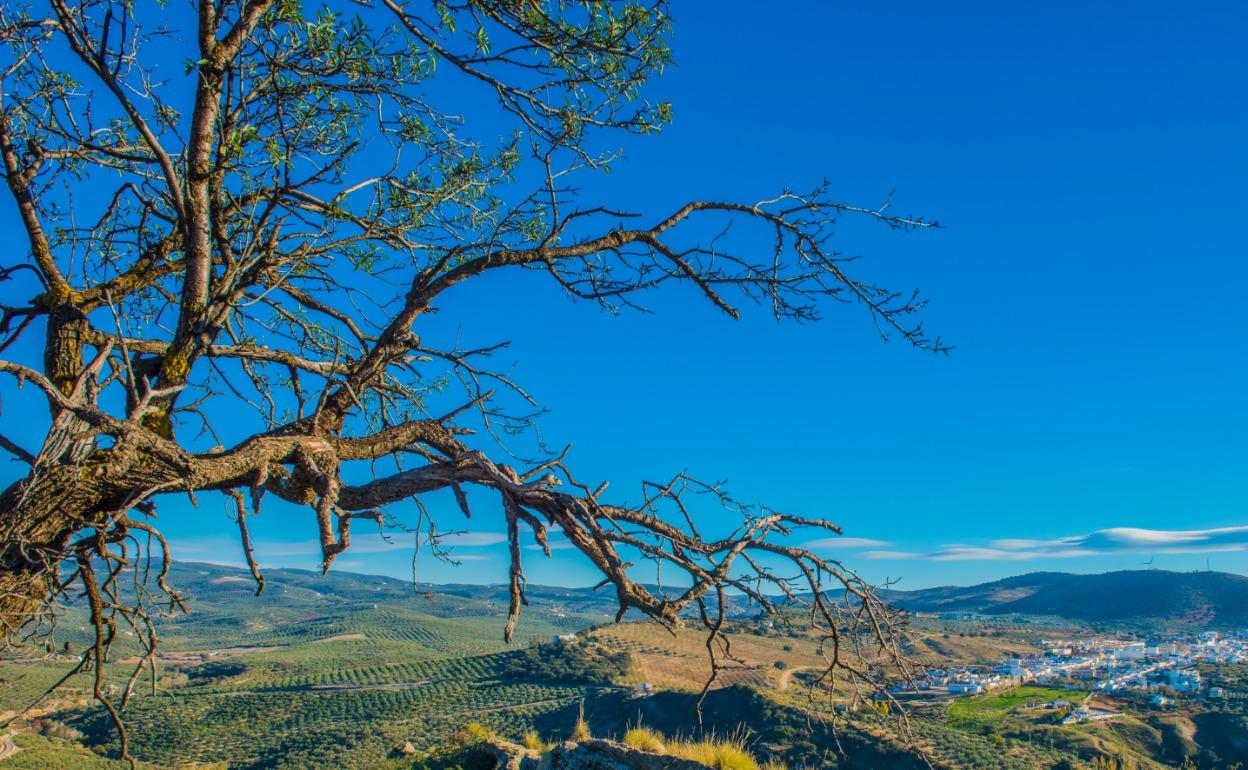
[622,726,667,753]
[571,701,591,742]
[458,722,498,744]
[627,726,784,770]
[523,731,554,752]
[668,737,758,770]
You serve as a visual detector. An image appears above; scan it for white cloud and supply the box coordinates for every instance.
[864,525,1248,562]
[990,536,1082,550]
[440,531,507,547]
[804,536,891,549]
[862,550,922,561]
[1083,526,1248,548]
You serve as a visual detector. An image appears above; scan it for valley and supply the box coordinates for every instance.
[1,563,1247,769]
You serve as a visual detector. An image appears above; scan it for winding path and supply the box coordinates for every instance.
[0,732,20,762]
[778,665,819,691]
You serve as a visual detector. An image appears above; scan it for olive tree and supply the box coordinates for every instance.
[0,0,941,756]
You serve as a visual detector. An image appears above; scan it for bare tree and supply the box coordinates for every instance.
[0,0,941,760]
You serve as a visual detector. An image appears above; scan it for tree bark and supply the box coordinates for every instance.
[0,445,189,639]
[0,469,96,639]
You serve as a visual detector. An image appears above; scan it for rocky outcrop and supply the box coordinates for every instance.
[484,738,715,770]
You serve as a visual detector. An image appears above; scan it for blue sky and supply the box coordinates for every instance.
[2,1,1246,590]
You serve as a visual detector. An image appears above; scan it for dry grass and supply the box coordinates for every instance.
[312,633,367,644]
[571,701,591,742]
[622,727,667,753]
[523,731,554,752]
[594,624,826,694]
[460,722,498,742]
[620,725,785,770]
[668,738,759,770]
[910,632,1035,666]
[597,620,1043,698]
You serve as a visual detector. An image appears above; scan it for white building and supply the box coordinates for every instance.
[1111,643,1146,661]
[1165,669,1201,693]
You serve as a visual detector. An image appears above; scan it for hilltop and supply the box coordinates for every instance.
[159,562,1248,632]
[886,569,1248,627]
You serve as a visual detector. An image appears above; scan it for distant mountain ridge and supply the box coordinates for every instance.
[884,569,1248,627]
[165,562,1248,629]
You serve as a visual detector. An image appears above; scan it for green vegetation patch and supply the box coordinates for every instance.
[948,686,1086,727]
[4,732,176,770]
[501,639,631,686]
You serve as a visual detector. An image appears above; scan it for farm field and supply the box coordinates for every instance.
[4,562,1248,770]
[947,685,1088,727]
[0,562,622,770]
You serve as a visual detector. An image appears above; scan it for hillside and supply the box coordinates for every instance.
[887,569,1248,627]
[4,561,1248,769]
[139,562,1248,640]
[0,562,936,770]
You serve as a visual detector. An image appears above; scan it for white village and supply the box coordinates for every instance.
[896,630,1248,723]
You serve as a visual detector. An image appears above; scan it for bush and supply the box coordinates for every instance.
[30,718,83,742]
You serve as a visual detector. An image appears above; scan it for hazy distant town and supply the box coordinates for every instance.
[900,623,1248,721]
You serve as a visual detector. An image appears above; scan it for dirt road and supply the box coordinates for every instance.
[0,732,20,762]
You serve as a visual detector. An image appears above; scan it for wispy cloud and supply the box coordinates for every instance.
[864,525,1248,562]
[440,532,507,547]
[804,536,891,549]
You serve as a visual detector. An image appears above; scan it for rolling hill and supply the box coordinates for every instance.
[886,569,1248,627]
[7,562,1248,769]
[157,562,1248,634]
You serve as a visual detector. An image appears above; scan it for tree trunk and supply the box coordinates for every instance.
[0,446,188,640]
[0,469,98,639]
[0,302,103,637]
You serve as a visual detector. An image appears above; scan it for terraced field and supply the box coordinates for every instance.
[0,563,627,770]
[72,679,598,769]
[6,562,1245,770]
[595,622,829,693]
